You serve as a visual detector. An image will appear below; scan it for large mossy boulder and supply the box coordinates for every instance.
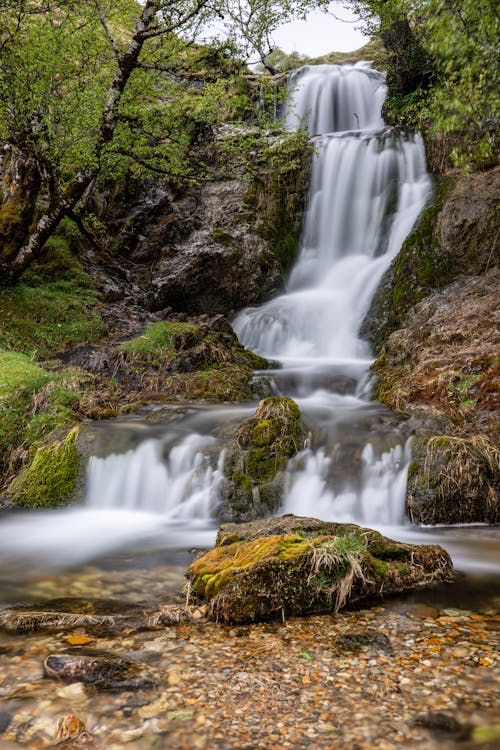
[407,435,500,525]
[219,397,304,522]
[186,514,453,624]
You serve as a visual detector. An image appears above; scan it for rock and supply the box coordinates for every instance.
[186,514,453,624]
[407,434,500,525]
[149,180,281,314]
[371,268,500,524]
[362,167,499,354]
[6,425,81,508]
[218,397,304,522]
[414,711,466,737]
[0,598,198,635]
[335,630,393,654]
[44,650,155,690]
[54,713,92,744]
[0,709,11,733]
[0,598,154,635]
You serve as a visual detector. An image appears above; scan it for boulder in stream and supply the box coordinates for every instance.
[186,514,453,624]
[219,397,304,522]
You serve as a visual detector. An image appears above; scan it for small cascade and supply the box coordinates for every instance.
[284,63,386,134]
[86,434,225,520]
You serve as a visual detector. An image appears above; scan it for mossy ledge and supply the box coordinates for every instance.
[7,425,81,508]
[186,514,453,624]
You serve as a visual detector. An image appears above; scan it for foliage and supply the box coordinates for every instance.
[0,349,84,477]
[349,0,499,168]
[0,238,106,357]
[0,0,327,280]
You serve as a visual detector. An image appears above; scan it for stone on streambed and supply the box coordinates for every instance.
[218,396,304,522]
[0,598,196,635]
[186,514,453,624]
[44,650,155,690]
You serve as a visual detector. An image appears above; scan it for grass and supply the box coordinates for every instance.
[119,321,200,364]
[0,349,86,479]
[0,237,106,358]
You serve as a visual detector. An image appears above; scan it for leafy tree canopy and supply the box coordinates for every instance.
[349,0,499,167]
[0,0,327,281]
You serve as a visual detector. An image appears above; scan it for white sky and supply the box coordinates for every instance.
[272,2,369,57]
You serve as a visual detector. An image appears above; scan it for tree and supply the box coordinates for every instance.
[0,0,324,283]
[348,0,499,167]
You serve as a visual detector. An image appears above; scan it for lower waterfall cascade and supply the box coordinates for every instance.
[0,62,499,580]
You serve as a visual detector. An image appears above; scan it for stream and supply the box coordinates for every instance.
[0,63,499,606]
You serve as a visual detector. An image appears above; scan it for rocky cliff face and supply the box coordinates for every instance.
[366,166,499,524]
[98,133,311,318]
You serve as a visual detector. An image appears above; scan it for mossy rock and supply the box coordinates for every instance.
[187,515,453,624]
[407,434,500,525]
[7,425,82,508]
[219,397,303,522]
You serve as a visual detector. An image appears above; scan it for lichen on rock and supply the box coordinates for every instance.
[186,514,453,624]
[218,397,304,522]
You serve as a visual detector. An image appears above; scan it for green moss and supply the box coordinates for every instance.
[471,725,500,743]
[212,228,234,246]
[407,459,419,481]
[8,426,81,508]
[0,349,85,477]
[120,321,200,364]
[188,525,453,624]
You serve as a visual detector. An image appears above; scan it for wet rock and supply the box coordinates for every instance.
[149,180,280,314]
[0,709,11,733]
[218,397,304,522]
[335,630,393,654]
[407,434,500,525]
[44,650,155,690]
[187,514,453,624]
[0,598,197,635]
[414,711,466,737]
[54,713,92,744]
[362,167,499,354]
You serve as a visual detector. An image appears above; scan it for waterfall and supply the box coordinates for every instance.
[0,62,432,572]
[235,63,432,525]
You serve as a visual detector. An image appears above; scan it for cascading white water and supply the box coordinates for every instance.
[235,63,432,526]
[86,434,225,519]
[0,62,434,574]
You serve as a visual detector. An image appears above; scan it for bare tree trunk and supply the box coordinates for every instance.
[0,147,41,269]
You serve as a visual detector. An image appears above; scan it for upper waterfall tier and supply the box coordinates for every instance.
[284,63,386,135]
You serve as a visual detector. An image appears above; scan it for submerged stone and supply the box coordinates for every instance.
[44,650,155,690]
[187,514,453,624]
[0,598,193,635]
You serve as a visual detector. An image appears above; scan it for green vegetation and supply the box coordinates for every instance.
[8,426,81,508]
[187,525,453,623]
[0,350,85,479]
[120,321,200,364]
[408,434,500,525]
[0,0,327,282]
[350,0,499,168]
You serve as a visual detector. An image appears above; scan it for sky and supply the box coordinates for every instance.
[272,2,369,57]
